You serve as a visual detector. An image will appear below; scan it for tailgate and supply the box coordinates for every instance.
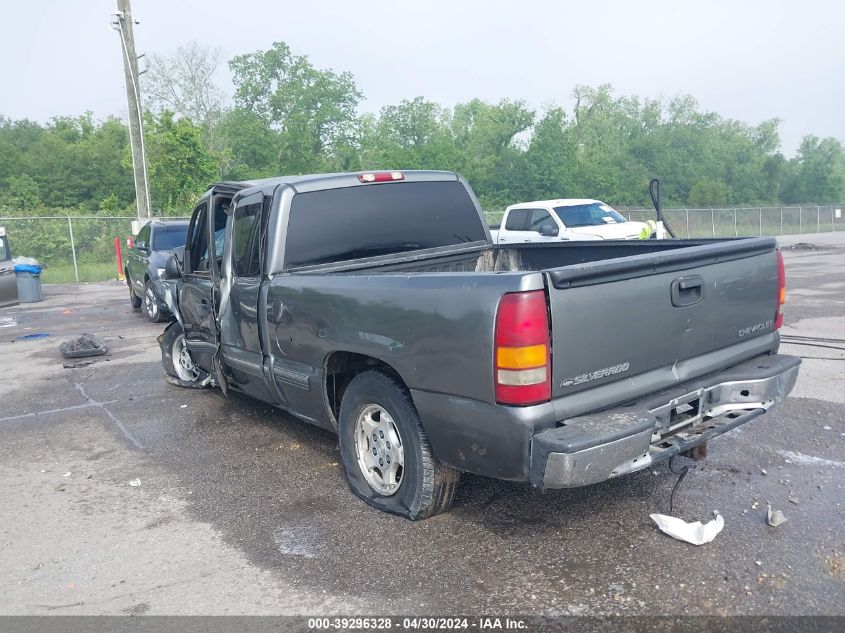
[545,238,780,400]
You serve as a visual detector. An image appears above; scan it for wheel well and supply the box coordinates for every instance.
[324,352,403,422]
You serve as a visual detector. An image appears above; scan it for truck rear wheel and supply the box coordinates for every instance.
[338,370,460,520]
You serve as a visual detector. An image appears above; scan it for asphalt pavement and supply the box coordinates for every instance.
[0,233,842,616]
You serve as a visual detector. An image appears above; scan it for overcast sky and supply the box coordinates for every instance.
[1,0,841,155]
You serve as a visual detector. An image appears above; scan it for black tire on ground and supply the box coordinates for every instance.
[159,322,209,389]
[128,280,142,309]
[144,280,167,323]
[338,370,460,520]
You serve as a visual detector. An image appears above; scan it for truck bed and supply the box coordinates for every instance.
[276,237,780,411]
[310,238,768,275]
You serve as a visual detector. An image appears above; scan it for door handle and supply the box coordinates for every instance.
[671,275,704,307]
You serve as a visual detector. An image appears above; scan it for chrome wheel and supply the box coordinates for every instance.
[145,284,159,320]
[172,333,199,382]
[354,404,404,496]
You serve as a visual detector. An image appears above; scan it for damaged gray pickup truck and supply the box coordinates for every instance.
[158,170,800,519]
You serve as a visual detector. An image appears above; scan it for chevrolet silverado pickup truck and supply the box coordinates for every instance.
[158,170,799,519]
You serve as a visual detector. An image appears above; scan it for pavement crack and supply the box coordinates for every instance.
[74,381,144,451]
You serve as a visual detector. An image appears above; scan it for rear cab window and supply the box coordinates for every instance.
[153,224,189,251]
[284,181,485,269]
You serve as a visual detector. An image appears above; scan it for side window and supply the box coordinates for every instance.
[136,224,151,250]
[232,194,264,278]
[529,209,554,231]
[206,197,231,275]
[505,209,530,231]
[187,203,209,275]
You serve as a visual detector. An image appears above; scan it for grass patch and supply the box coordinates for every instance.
[41,262,120,284]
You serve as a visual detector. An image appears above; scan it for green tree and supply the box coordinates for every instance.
[782,136,845,203]
[146,111,219,212]
[687,177,731,207]
[228,41,362,174]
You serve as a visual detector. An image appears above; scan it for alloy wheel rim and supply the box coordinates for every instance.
[145,286,158,319]
[354,404,404,496]
[173,334,199,382]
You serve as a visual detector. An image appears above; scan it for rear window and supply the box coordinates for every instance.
[553,203,628,227]
[153,224,189,251]
[284,181,486,268]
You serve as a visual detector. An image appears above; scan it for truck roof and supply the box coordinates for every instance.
[506,198,603,210]
[212,170,461,195]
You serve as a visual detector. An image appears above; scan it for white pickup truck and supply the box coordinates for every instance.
[490,199,649,244]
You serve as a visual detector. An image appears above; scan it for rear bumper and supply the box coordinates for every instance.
[531,353,800,489]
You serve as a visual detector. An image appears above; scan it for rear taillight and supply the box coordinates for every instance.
[774,249,786,330]
[358,171,404,183]
[494,290,551,405]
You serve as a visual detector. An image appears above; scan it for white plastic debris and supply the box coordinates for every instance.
[650,511,724,545]
[766,503,787,527]
[63,472,72,477]
[128,478,142,487]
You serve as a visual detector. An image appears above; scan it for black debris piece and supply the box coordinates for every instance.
[59,334,108,358]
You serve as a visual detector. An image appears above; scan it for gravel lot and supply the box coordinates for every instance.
[0,233,843,616]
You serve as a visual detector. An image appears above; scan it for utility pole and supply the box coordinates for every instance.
[112,0,150,219]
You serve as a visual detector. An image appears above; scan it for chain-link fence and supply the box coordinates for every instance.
[484,204,845,238]
[617,204,845,238]
[1,205,843,284]
[0,216,140,284]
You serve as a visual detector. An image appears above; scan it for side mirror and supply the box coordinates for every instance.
[539,224,559,237]
[136,241,148,252]
[163,252,182,280]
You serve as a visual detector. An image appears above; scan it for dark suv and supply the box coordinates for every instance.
[126,220,189,322]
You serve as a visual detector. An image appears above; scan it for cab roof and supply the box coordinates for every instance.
[506,198,604,211]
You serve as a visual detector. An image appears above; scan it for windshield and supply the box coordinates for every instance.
[553,203,628,228]
[153,224,189,251]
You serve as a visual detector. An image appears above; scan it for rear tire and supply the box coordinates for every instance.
[128,280,142,309]
[338,370,460,520]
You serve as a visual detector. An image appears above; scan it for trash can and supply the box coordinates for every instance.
[14,264,43,303]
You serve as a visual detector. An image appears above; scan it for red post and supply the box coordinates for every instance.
[115,237,125,281]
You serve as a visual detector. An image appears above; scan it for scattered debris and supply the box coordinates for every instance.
[127,478,142,487]
[63,472,71,478]
[650,511,724,545]
[63,360,97,369]
[179,404,187,408]
[822,425,832,431]
[761,468,768,475]
[766,503,788,527]
[59,334,108,358]
[0,316,16,328]
[788,497,800,505]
